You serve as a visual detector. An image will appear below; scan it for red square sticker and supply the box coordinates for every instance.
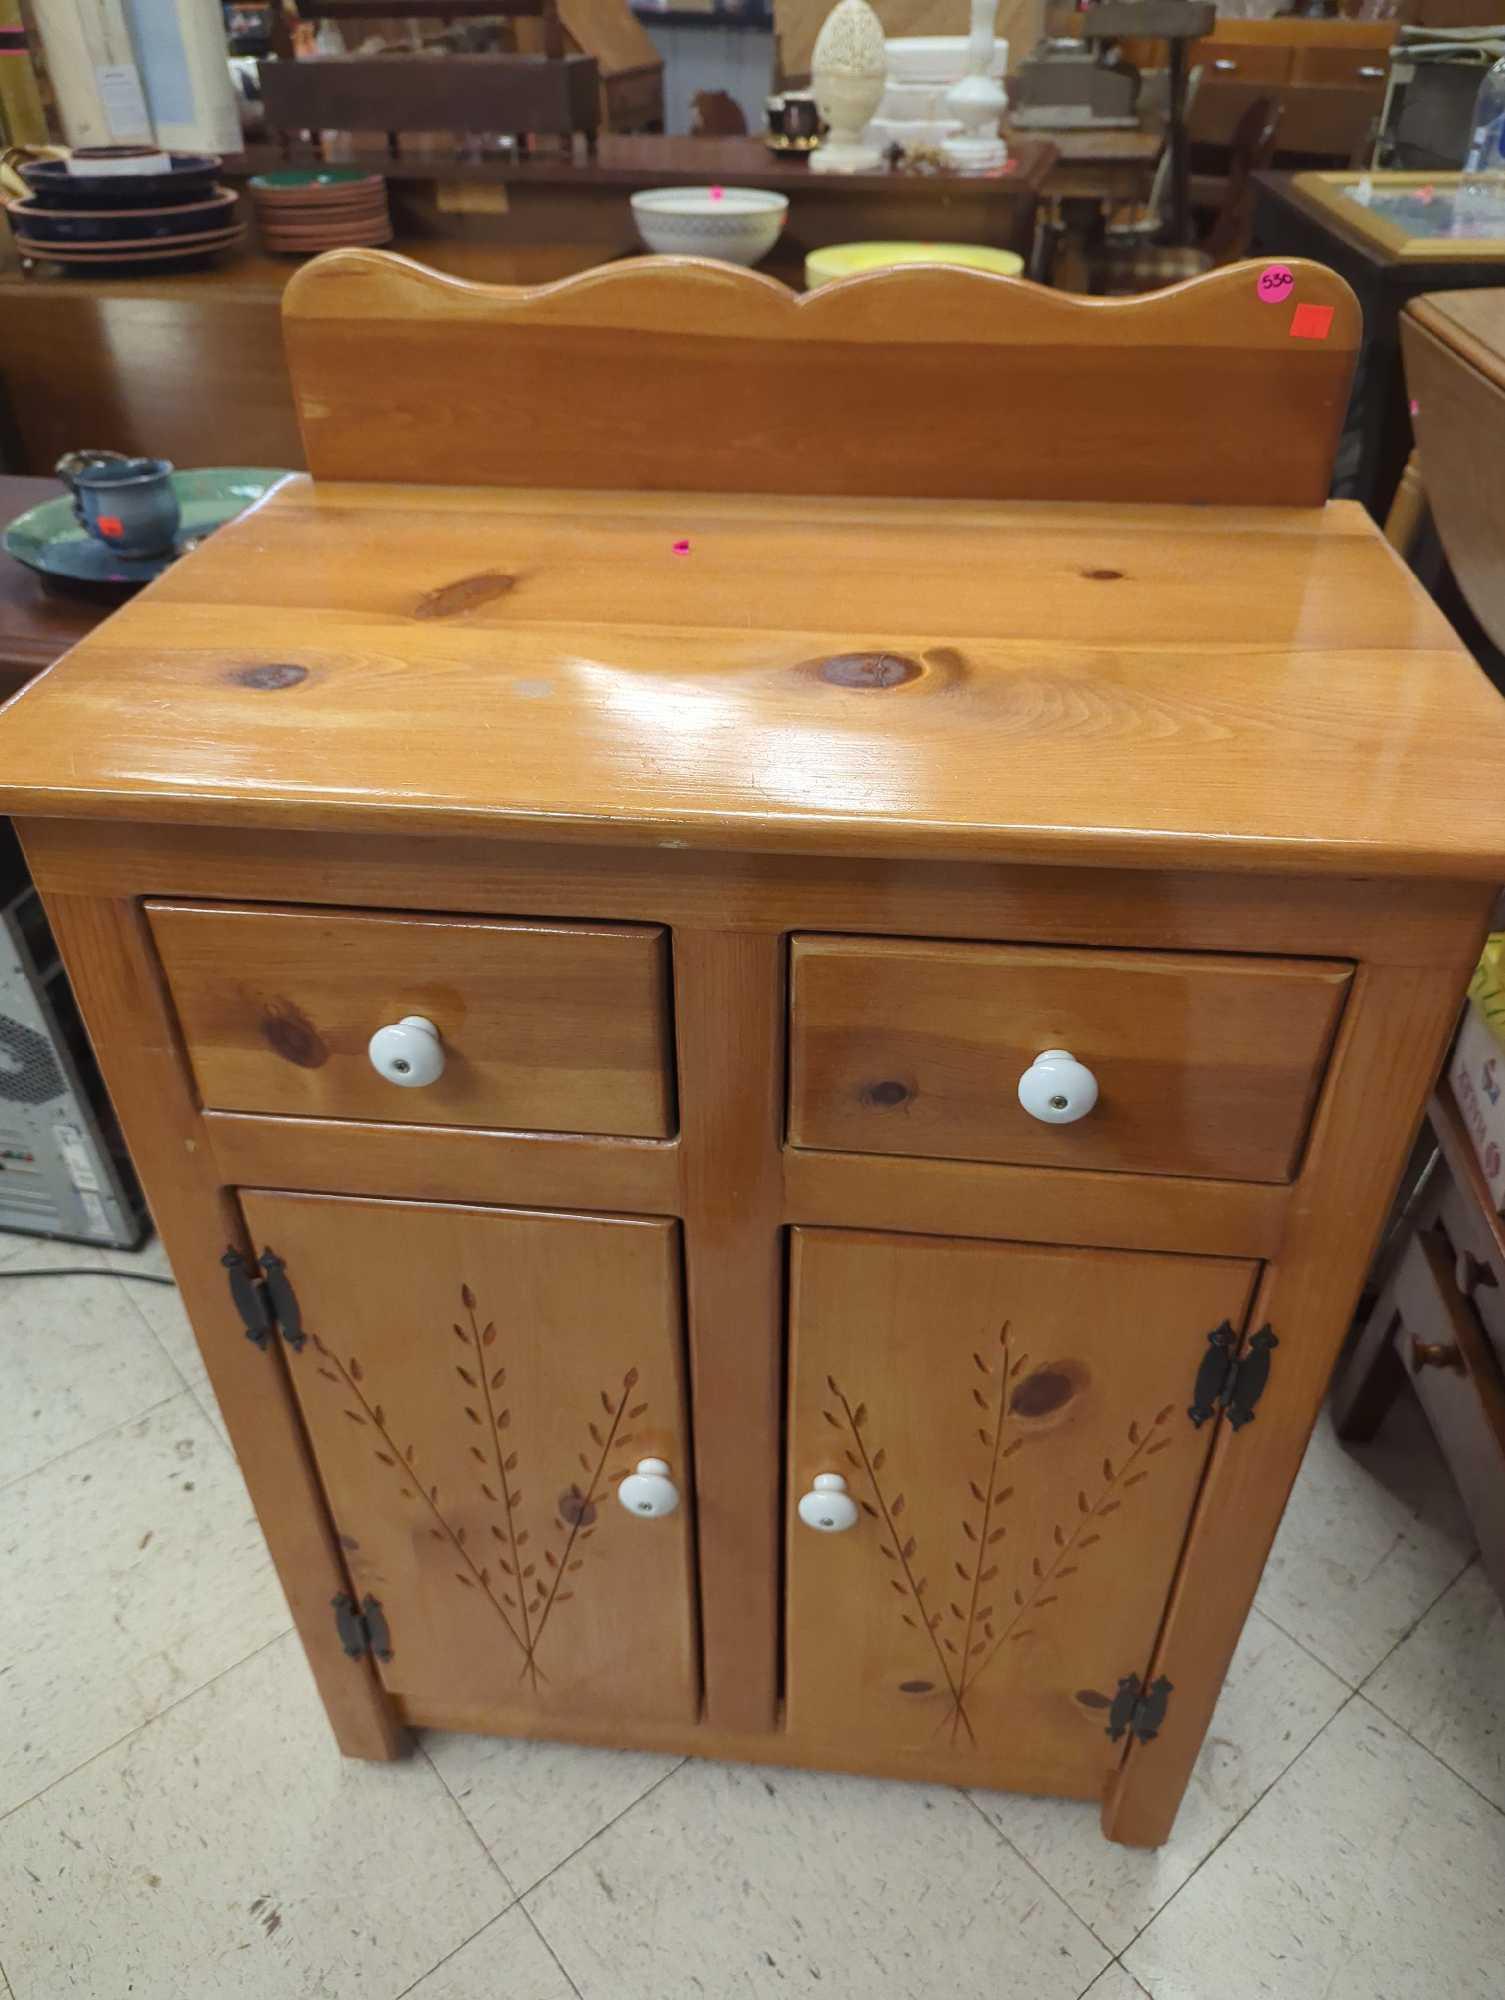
[98,513,124,537]
[1289,304,1334,341]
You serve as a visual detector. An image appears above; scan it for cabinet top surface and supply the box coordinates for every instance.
[1,477,1503,878]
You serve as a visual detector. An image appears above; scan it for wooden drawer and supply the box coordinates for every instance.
[1391,1228,1505,1601]
[1192,40,1292,84]
[1289,46,1390,88]
[1438,1169,1505,1377]
[149,900,675,1137]
[788,937,1350,1182]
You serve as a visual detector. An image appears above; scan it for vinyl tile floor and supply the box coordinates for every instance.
[2,1227,1503,2000]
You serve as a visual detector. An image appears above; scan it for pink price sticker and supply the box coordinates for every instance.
[709,185,725,202]
[1257,263,1295,303]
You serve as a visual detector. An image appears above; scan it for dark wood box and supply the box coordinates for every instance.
[259,53,600,139]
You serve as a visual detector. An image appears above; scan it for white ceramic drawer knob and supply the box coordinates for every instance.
[1018,1048,1098,1124]
[797,1472,860,1533]
[367,1015,444,1088]
[617,1457,680,1518]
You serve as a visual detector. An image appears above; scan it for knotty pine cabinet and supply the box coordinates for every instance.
[2,475,1502,1848]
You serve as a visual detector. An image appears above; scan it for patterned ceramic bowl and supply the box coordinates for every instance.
[629,187,788,267]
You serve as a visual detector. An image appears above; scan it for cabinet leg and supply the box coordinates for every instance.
[1101,956,1478,1847]
[33,880,405,1763]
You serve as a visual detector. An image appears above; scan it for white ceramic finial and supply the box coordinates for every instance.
[809,0,886,174]
[941,0,1008,174]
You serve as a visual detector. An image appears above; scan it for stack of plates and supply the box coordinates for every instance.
[249,169,392,255]
[9,153,244,270]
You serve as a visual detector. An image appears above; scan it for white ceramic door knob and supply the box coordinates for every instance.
[797,1472,860,1533]
[1017,1048,1098,1124]
[367,1015,444,1088]
[617,1457,680,1518]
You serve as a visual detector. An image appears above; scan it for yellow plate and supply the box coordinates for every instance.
[804,240,1024,288]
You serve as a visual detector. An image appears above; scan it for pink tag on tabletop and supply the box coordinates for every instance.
[1257,263,1294,302]
[1290,303,1334,341]
[709,185,725,202]
[672,539,691,556]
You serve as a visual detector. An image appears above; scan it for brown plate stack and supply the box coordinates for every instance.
[249,168,393,255]
[10,151,244,270]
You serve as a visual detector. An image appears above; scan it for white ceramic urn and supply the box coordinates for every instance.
[809,0,887,175]
[942,0,1009,173]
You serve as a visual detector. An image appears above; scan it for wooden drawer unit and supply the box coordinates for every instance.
[788,937,1350,1183]
[149,900,675,1138]
[1388,1227,1505,1601]
[4,258,1502,1856]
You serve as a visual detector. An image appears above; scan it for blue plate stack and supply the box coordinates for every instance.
[7,153,245,271]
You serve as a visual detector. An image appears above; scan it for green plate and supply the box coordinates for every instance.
[249,168,380,190]
[2,467,293,591]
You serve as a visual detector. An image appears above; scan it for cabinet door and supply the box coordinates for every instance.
[786,1229,1259,1794]
[240,1190,697,1728]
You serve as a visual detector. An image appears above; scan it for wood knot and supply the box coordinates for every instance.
[1010,1360,1089,1420]
[413,571,518,620]
[228,663,308,690]
[807,651,925,690]
[1081,568,1124,582]
[863,1079,912,1108]
[259,998,328,1069]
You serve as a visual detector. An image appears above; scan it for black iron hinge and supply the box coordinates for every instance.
[222,1245,306,1352]
[332,1592,393,1663]
[1188,1321,1278,1432]
[1106,1672,1173,1745]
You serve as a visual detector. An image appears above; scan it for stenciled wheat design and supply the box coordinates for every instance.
[525,1367,647,1678]
[309,1286,649,1685]
[944,1322,1024,1745]
[313,1333,534,1670]
[823,1374,973,1742]
[827,1322,1179,1747]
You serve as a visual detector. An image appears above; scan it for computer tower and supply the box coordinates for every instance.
[0,823,147,1248]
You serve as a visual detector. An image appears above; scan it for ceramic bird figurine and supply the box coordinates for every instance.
[809,0,886,174]
[942,0,1008,173]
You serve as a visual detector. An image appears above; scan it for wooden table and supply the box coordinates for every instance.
[1402,288,1505,659]
[1021,122,1162,206]
[1007,121,1163,284]
[1,254,1501,1849]
[1251,171,1505,517]
[0,477,108,704]
[0,138,1055,472]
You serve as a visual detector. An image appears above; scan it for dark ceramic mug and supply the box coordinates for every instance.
[55,450,181,557]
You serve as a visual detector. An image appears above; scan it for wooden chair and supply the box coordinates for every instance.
[282,250,1359,506]
[1095,95,1282,294]
[690,91,749,139]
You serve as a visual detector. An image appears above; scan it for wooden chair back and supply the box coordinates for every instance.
[282,249,1361,506]
[1204,95,1284,264]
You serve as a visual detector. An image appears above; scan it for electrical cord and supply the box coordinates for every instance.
[0,1266,176,1286]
